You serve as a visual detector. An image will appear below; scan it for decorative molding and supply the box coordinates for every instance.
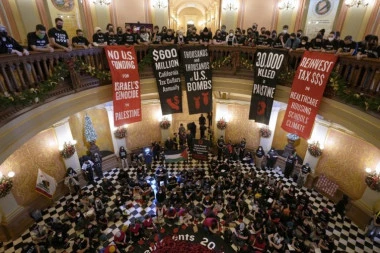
[364,0,380,35]
[35,0,50,28]
[334,2,348,32]
[294,0,306,31]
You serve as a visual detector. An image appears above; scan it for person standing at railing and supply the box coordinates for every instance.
[107,29,118,46]
[213,29,226,45]
[285,33,300,51]
[116,27,124,45]
[357,35,379,60]
[272,33,285,49]
[175,30,186,45]
[296,36,310,51]
[0,24,29,56]
[122,24,138,46]
[200,27,213,46]
[27,24,54,53]
[48,18,72,52]
[187,27,200,45]
[162,29,175,45]
[226,29,238,46]
[336,35,356,56]
[151,25,163,44]
[309,34,323,52]
[322,32,339,54]
[72,29,92,49]
[92,27,107,47]
[138,26,151,45]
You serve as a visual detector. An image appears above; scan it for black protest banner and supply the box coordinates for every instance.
[192,139,210,161]
[152,45,182,115]
[249,49,286,124]
[181,46,212,114]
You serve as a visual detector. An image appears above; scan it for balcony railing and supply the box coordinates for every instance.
[0,45,379,126]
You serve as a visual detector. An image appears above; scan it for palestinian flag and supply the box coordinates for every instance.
[165,148,188,163]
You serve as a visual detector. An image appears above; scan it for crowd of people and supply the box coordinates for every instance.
[21,132,365,253]
[0,19,379,60]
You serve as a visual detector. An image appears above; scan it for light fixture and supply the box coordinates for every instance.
[92,0,112,6]
[7,171,15,178]
[278,0,297,10]
[223,3,238,11]
[345,0,370,7]
[152,0,167,9]
[365,163,380,192]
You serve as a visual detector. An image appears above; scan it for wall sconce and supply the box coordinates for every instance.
[278,0,297,10]
[92,0,111,6]
[365,163,380,191]
[152,0,168,9]
[307,139,323,157]
[345,0,370,8]
[59,140,77,159]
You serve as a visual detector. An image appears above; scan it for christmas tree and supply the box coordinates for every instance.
[84,114,97,143]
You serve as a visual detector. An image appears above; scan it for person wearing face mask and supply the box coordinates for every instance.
[175,30,186,45]
[213,29,226,45]
[226,29,237,46]
[92,27,107,47]
[0,24,29,56]
[282,25,290,42]
[200,27,213,46]
[72,29,91,49]
[27,24,54,53]
[138,26,151,45]
[251,23,260,39]
[244,28,256,47]
[309,34,324,51]
[115,27,124,45]
[48,18,72,52]
[285,32,300,51]
[256,28,267,45]
[296,29,303,38]
[235,30,244,45]
[322,32,339,53]
[51,229,69,250]
[107,29,118,45]
[162,28,175,44]
[104,23,113,41]
[187,27,200,44]
[296,36,310,51]
[272,33,285,48]
[122,24,138,45]
[151,25,162,44]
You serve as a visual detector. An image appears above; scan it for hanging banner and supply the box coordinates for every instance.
[152,45,183,115]
[304,0,340,38]
[281,51,337,139]
[105,46,142,126]
[181,46,213,114]
[35,169,57,199]
[192,139,210,161]
[249,49,286,124]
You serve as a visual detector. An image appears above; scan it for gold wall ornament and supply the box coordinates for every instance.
[51,0,75,12]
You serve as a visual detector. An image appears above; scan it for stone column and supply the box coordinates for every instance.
[53,118,81,172]
[0,191,26,241]
[259,106,281,152]
[303,118,331,173]
[105,105,127,156]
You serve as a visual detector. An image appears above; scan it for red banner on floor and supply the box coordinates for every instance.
[105,46,142,126]
[281,51,337,139]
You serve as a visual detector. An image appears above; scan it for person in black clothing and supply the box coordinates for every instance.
[151,25,163,44]
[172,133,178,150]
[21,242,41,253]
[93,152,103,178]
[266,148,278,169]
[187,27,200,44]
[92,27,107,47]
[239,138,246,161]
[225,29,237,46]
[296,36,310,51]
[123,24,138,45]
[116,27,124,45]
[71,236,90,253]
[213,29,226,45]
[322,32,339,53]
[48,18,72,52]
[164,137,174,150]
[282,24,290,42]
[51,230,70,250]
[72,29,91,49]
[200,27,212,46]
[332,195,349,221]
[106,29,118,45]
[162,28,175,44]
[207,112,213,126]
[244,27,256,47]
[255,146,265,169]
[309,34,323,51]
[104,23,114,41]
[337,35,356,56]
[284,152,298,178]
[272,33,285,48]
[119,146,128,169]
[138,26,151,45]
[357,35,379,59]
[199,113,206,127]
[0,24,29,56]
[28,24,54,52]
[217,136,225,161]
